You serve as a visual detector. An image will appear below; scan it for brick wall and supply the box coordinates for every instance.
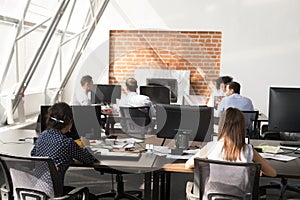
[109,30,222,98]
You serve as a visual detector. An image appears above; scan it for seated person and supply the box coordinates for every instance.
[119,77,156,117]
[217,81,254,132]
[207,75,233,109]
[185,107,276,177]
[72,75,95,106]
[31,102,97,198]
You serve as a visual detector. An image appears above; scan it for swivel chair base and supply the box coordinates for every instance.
[97,174,142,200]
[260,177,300,200]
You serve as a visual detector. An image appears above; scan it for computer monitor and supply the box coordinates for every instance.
[269,87,300,132]
[156,104,213,142]
[72,105,102,140]
[94,84,121,105]
[40,105,102,140]
[146,78,178,103]
[140,85,170,104]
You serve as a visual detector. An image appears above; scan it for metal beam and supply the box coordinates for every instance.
[51,0,110,103]
[12,0,71,113]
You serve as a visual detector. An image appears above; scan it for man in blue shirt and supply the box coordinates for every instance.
[217,81,254,131]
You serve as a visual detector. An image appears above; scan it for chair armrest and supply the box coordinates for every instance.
[186,181,199,200]
[54,187,89,200]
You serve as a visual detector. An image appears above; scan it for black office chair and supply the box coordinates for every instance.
[119,106,152,138]
[0,153,89,200]
[241,110,260,139]
[96,171,142,200]
[186,158,261,200]
[96,107,147,200]
[260,125,300,199]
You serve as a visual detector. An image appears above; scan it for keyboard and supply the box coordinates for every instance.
[280,141,300,147]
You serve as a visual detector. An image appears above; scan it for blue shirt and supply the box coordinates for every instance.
[31,129,95,185]
[217,93,254,117]
[217,93,254,131]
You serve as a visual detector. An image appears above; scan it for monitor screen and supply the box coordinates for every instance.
[156,104,213,142]
[94,84,121,104]
[146,78,178,103]
[40,105,102,140]
[269,87,300,132]
[140,85,170,104]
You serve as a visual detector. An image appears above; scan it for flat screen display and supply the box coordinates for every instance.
[156,104,213,142]
[146,78,177,103]
[40,105,102,140]
[94,84,121,104]
[140,85,170,104]
[269,87,300,132]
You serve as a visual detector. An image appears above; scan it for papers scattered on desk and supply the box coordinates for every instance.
[166,154,193,160]
[260,153,297,162]
[255,145,283,154]
[153,146,171,156]
[152,146,199,159]
[280,145,300,151]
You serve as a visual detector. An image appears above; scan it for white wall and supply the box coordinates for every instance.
[64,0,300,115]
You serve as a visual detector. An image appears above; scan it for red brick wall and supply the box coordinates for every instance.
[109,30,222,98]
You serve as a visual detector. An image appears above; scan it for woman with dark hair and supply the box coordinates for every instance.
[185,107,276,177]
[31,102,96,190]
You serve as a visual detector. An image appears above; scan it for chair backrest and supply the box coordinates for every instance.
[241,110,259,139]
[0,153,63,200]
[119,106,151,137]
[194,158,261,200]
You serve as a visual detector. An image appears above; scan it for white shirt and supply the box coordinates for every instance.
[185,140,253,169]
[72,88,92,105]
[207,89,226,107]
[118,92,156,117]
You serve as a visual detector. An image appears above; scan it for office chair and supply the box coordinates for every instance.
[0,153,89,200]
[260,125,300,199]
[119,106,152,138]
[96,171,142,200]
[186,158,261,200]
[96,107,148,200]
[241,110,260,139]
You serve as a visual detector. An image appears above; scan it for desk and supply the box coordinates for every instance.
[0,129,37,156]
[152,139,300,200]
[0,129,158,200]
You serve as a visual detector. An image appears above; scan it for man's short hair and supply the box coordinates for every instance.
[126,78,138,92]
[228,81,240,94]
[216,76,233,90]
[80,75,93,86]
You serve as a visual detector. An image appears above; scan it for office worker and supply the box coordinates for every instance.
[31,102,97,195]
[207,75,233,108]
[217,81,254,131]
[119,77,156,117]
[72,75,94,105]
[185,107,276,177]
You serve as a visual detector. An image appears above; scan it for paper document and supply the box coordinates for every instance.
[255,145,283,154]
[260,153,297,162]
[166,154,193,160]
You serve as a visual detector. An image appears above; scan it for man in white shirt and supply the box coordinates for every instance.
[217,81,254,132]
[119,78,156,117]
[72,75,94,105]
[207,76,233,108]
